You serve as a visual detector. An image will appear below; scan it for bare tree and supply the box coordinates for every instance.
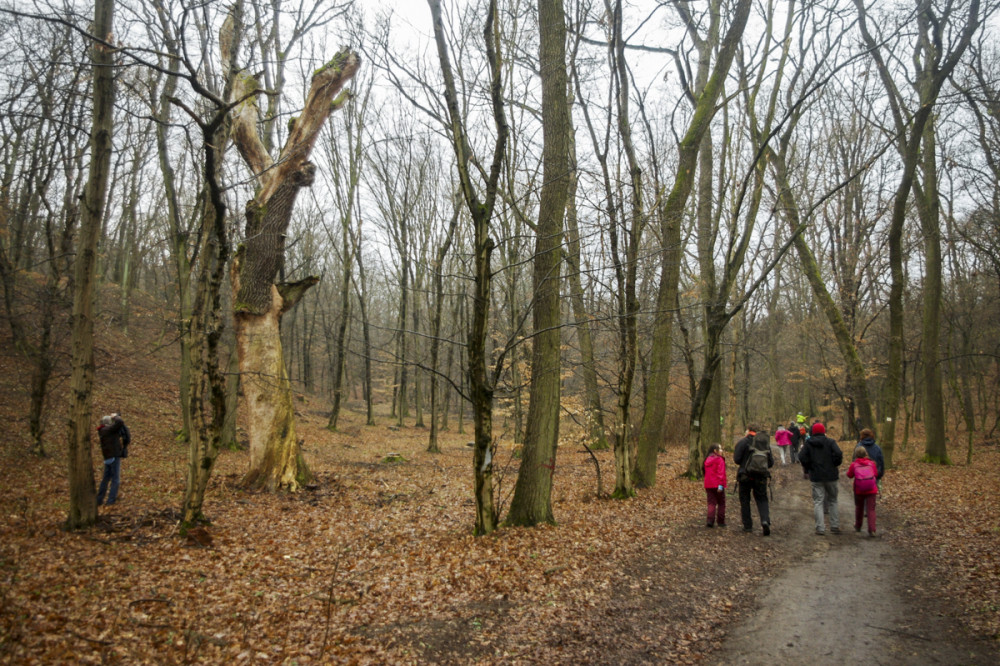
[426,0,509,535]
[635,0,752,487]
[65,0,117,529]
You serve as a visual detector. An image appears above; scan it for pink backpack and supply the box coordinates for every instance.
[854,463,877,494]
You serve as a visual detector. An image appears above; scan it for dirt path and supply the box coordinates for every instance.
[710,463,1000,665]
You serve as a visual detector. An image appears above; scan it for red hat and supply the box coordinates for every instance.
[812,422,826,435]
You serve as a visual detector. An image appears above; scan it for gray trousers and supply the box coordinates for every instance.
[811,480,839,531]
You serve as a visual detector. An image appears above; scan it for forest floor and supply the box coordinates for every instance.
[0,309,999,664]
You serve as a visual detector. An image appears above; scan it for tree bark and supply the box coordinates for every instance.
[915,118,949,463]
[65,0,116,530]
[429,205,460,453]
[506,0,570,526]
[230,50,360,490]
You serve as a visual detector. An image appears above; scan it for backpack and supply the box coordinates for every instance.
[745,442,770,478]
[854,463,877,494]
[120,424,131,458]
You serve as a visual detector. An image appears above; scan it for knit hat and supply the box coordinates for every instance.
[812,422,826,435]
[101,415,114,427]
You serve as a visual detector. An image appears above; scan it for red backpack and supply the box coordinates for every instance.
[854,463,877,494]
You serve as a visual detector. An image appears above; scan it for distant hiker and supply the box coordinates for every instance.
[703,444,727,528]
[847,446,879,537]
[797,422,843,535]
[734,427,774,536]
[857,428,885,492]
[796,412,807,430]
[774,425,792,464]
[787,421,802,463]
[97,413,130,506]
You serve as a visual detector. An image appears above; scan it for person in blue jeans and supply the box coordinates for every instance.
[97,414,129,506]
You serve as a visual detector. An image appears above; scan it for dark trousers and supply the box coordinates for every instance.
[739,475,770,530]
[706,488,726,526]
[854,493,877,533]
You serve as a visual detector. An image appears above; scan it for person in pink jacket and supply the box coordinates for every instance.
[847,446,879,536]
[774,425,792,464]
[703,444,728,528]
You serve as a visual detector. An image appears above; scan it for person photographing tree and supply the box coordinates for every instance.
[97,413,130,506]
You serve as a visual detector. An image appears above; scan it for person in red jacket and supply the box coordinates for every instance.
[703,443,728,528]
[847,446,879,536]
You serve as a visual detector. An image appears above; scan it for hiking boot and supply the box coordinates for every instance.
[743,527,752,533]
[830,527,841,535]
[762,524,770,536]
[854,525,861,532]
[868,531,878,538]
[706,523,714,528]
[815,529,825,536]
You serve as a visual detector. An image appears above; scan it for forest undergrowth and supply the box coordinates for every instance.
[0,313,997,663]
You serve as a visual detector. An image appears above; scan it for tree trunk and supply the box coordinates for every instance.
[429,206,460,453]
[427,0,507,534]
[65,0,116,530]
[916,119,949,463]
[506,0,569,526]
[181,118,230,526]
[229,51,359,490]
[564,136,608,450]
[852,0,983,467]
[355,251,375,426]
[326,220,352,431]
[636,0,752,485]
[769,147,875,431]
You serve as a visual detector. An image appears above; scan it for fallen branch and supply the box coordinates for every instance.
[67,629,112,645]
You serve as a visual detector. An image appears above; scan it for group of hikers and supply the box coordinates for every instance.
[702,415,886,538]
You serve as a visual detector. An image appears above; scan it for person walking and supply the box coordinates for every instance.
[787,421,802,463]
[774,425,792,464]
[847,446,879,536]
[797,422,843,535]
[97,413,129,506]
[734,427,774,536]
[703,444,728,528]
[857,428,885,491]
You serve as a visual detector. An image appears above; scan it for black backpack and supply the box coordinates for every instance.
[745,440,770,478]
[120,424,131,458]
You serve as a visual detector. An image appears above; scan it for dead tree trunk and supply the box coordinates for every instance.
[230,51,360,491]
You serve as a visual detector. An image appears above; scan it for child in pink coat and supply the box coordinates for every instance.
[774,425,792,464]
[847,446,879,536]
[703,444,728,528]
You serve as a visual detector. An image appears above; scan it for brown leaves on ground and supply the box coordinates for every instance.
[882,441,1000,640]
[0,325,997,664]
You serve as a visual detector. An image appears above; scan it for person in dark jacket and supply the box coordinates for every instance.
[798,422,843,535]
[733,426,774,536]
[97,413,128,506]
[857,428,885,490]
[787,421,802,463]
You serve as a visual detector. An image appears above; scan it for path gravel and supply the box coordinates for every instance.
[710,464,1000,665]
